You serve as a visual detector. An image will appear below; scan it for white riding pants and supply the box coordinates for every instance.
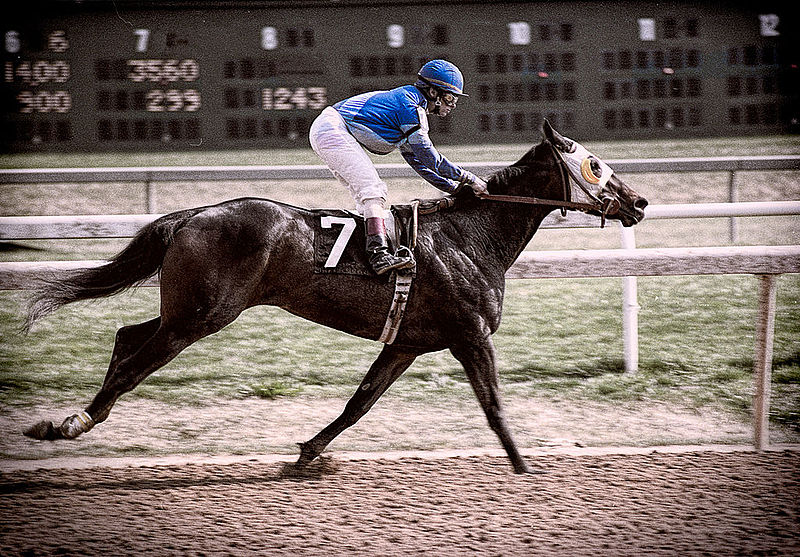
[309,106,387,215]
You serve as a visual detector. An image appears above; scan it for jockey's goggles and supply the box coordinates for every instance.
[417,75,461,108]
[439,91,458,108]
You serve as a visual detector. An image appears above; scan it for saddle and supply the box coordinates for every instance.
[313,198,452,276]
[312,197,455,344]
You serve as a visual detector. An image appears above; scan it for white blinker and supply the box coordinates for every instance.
[557,140,613,192]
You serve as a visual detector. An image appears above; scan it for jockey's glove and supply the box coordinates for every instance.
[459,172,489,197]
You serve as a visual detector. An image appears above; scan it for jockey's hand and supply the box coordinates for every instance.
[459,173,489,198]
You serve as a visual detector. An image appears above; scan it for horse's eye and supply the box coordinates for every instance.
[579,156,603,185]
[589,158,602,178]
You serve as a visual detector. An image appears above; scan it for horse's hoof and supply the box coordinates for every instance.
[512,459,548,475]
[516,465,548,475]
[58,413,92,439]
[296,441,319,466]
[23,420,62,440]
[282,455,338,478]
[525,467,548,475]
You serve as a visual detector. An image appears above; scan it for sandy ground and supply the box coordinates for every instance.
[1,448,798,556]
[4,395,798,461]
[2,397,799,556]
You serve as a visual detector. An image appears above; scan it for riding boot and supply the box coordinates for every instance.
[365,217,415,275]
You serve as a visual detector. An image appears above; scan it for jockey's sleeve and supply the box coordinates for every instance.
[400,108,467,193]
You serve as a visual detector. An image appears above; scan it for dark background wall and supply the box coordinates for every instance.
[2,0,797,152]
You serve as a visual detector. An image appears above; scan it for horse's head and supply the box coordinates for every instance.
[542,120,647,227]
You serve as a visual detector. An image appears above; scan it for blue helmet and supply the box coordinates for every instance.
[416,59,467,97]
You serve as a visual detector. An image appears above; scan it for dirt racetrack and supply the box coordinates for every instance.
[1,448,798,556]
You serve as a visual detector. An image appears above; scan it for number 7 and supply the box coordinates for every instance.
[321,216,356,268]
[134,29,150,52]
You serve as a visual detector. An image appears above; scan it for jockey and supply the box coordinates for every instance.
[309,59,488,275]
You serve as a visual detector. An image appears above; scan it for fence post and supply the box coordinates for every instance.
[620,224,639,373]
[753,273,778,450]
[145,173,155,214]
[728,170,738,243]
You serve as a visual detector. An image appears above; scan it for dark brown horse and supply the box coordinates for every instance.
[23,121,647,473]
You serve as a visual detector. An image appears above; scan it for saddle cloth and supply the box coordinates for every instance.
[311,198,454,343]
[312,203,417,276]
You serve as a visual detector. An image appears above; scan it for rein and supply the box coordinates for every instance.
[480,193,600,212]
[480,142,618,227]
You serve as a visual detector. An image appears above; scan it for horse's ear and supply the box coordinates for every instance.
[542,119,555,142]
[542,119,572,152]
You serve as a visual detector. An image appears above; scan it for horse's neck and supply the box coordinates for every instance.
[471,202,549,269]
[468,162,561,269]
[429,199,547,274]
[427,153,562,271]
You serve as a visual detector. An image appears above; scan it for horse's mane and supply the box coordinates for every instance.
[487,165,526,192]
[485,139,551,194]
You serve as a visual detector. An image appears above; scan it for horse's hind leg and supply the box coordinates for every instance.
[86,321,204,423]
[92,317,163,423]
[107,318,162,384]
[24,226,256,441]
[297,345,419,465]
[25,316,221,440]
[25,299,242,441]
[70,275,248,439]
[24,317,163,440]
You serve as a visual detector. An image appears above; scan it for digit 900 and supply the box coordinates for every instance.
[16,90,72,113]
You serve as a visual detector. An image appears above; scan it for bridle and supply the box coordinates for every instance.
[480,141,620,227]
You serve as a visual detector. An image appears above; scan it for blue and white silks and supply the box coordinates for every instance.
[332,85,469,193]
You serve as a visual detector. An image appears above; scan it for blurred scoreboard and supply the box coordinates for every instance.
[2,0,797,152]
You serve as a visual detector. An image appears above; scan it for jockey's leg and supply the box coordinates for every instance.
[364,200,415,275]
[310,106,380,212]
[309,107,413,275]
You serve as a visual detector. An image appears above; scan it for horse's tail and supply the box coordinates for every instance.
[24,207,204,331]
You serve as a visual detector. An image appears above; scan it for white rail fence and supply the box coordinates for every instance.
[2,154,798,241]
[3,155,797,183]
[1,201,799,449]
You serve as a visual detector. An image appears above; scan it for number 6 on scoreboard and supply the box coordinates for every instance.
[321,216,356,268]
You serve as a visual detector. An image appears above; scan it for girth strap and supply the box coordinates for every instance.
[379,201,422,344]
[378,268,413,344]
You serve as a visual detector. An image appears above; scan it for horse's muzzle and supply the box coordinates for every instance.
[632,197,648,221]
[606,194,648,227]
[623,196,649,226]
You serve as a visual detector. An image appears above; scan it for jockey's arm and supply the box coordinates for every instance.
[400,126,482,195]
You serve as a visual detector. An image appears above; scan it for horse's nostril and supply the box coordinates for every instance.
[634,197,649,210]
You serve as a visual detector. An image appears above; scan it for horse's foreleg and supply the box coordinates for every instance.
[24,317,163,441]
[297,345,418,465]
[450,338,535,474]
